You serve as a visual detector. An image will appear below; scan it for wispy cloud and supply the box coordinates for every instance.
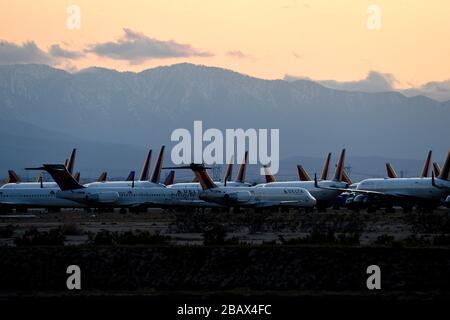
[86,28,213,64]
[226,50,250,59]
[285,71,396,92]
[285,71,450,102]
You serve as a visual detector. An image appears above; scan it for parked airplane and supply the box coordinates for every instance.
[22,163,226,209]
[317,149,450,212]
[166,163,316,209]
[258,149,348,210]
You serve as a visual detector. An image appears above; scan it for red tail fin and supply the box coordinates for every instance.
[341,170,352,185]
[438,149,450,180]
[297,165,311,181]
[190,165,216,190]
[386,163,398,178]
[421,150,432,178]
[433,162,441,177]
[139,149,152,181]
[235,151,248,183]
[7,170,21,183]
[97,172,107,182]
[320,152,331,180]
[263,165,276,183]
[223,156,233,184]
[332,149,346,182]
[151,146,165,183]
[164,170,175,186]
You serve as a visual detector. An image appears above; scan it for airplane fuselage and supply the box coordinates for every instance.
[356,177,450,201]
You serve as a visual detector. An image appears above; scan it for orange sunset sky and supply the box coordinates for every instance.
[1,0,450,88]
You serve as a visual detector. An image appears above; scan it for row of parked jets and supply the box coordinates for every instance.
[0,146,449,213]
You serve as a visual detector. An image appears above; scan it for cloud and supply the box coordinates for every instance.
[401,80,450,102]
[0,40,53,64]
[284,71,396,92]
[49,44,84,59]
[86,28,213,64]
[226,50,250,59]
[285,71,450,102]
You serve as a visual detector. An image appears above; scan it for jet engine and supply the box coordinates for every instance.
[223,190,252,203]
[87,191,120,203]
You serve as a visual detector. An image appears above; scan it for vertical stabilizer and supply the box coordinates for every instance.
[235,151,249,183]
[421,150,432,177]
[151,146,165,183]
[139,149,152,181]
[297,165,311,181]
[386,163,398,178]
[332,149,346,182]
[438,149,450,180]
[321,152,332,180]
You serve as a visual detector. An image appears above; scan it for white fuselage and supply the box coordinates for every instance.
[256,180,346,203]
[0,184,221,208]
[196,186,316,208]
[0,182,58,189]
[356,177,450,201]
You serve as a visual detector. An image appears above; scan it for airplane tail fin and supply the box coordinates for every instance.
[235,151,249,183]
[263,165,276,183]
[332,149,346,182]
[97,171,107,182]
[320,152,332,180]
[386,163,398,178]
[421,150,432,177]
[438,149,450,180]
[341,169,352,185]
[433,162,441,177]
[150,146,165,183]
[164,164,217,190]
[164,170,175,186]
[192,175,199,182]
[139,149,152,181]
[223,156,234,186]
[126,171,135,181]
[297,165,311,181]
[26,164,84,191]
[7,170,21,183]
[73,172,80,183]
[66,148,77,175]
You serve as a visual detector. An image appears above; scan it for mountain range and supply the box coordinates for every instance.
[0,63,449,181]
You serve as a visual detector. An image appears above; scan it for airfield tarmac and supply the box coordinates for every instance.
[1,207,449,246]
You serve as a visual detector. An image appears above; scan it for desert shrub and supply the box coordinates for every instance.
[88,230,171,245]
[202,224,239,245]
[14,228,65,246]
[401,234,430,247]
[433,234,450,246]
[278,232,360,245]
[373,234,395,246]
[60,223,84,236]
[0,225,16,238]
